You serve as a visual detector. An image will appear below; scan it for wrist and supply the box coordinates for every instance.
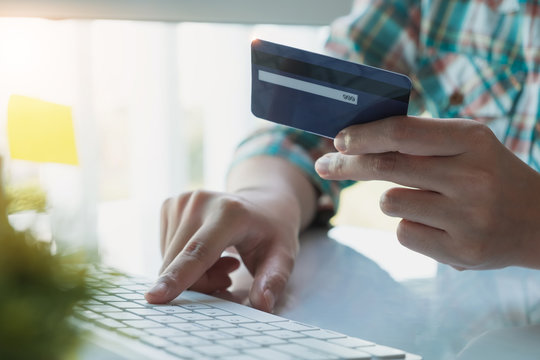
[227,156,318,229]
[232,187,304,229]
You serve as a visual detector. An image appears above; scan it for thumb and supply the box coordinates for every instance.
[249,247,295,313]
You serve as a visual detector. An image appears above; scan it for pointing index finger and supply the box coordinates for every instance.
[145,224,236,304]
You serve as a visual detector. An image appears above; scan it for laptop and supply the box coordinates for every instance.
[74,264,423,359]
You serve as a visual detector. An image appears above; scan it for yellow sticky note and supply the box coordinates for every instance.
[7,95,78,165]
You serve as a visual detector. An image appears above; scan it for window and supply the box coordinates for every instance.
[0,18,329,275]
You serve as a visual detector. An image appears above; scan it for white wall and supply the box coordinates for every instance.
[0,0,353,25]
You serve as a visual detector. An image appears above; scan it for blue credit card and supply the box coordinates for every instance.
[251,39,412,139]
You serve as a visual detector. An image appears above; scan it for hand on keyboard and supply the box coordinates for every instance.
[145,180,305,313]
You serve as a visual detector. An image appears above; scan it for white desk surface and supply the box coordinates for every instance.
[228,226,540,359]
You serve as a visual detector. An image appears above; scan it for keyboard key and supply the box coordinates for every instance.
[194,345,238,356]
[175,313,212,321]
[118,328,145,339]
[77,310,104,321]
[146,315,186,324]
[122,320,163,329]
[85,304,122,313]
[134,300,152,306]
[217,315,255,324]
[165,345,201,358]
[91,290,109,296]
[330,337,375,348]
[95,318,126,329]
[243,348,295,360]
[169,336,212,347]
[104,288,134,295]
[302,329,347,340]
[129,276,153,285]
[361,345,406,359]
[94,295,125,302]
[196,308,231,317]
[245,335,287,346]
[291,338,372,359]
[195,330,234,340]
[140,335,173,348]
[117,293,145,300]
[241,322,280,331]
[265,330,306,339]
[217,304,286,323]
[222,356,256,360]
[221,327,259,337]
[105,312,143,321]
[108,301,145,309]
[170,322,209,332]
[275,321,317,332]
[127,308,164,316]
[216,338,259,350]
[273,343,339,359]
[196,320,235,329]
[109,279,135,287]
[155,306,191,314]
[178,303,212,310]
[146,327,187,337]
[123,284,148,291]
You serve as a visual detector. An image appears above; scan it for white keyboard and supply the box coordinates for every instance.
[74,265,422,360]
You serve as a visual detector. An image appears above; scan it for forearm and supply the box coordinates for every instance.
[227,156,318,231]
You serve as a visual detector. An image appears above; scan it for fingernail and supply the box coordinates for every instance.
[146,282,168,297]
[334,132,347,152]
[315,156,330,176]
[263,289,276,311]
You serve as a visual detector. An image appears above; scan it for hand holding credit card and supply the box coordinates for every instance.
[251,39,412,138]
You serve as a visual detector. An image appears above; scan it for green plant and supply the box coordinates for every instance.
[0,179,92,359]
[5,182,47,214]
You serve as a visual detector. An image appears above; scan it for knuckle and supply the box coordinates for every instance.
[163,192,194,214]
[190,189,211,203]
[329,155,347,177]
[370,152,397,175]
[465,122,496,147]
[266,269,289,292]
[159,272,180,288]
[182,240,212,264]
[217,196,248,218]
[280,250,296,269]
[387,119,409,144]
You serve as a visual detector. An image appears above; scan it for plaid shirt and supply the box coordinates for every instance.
[234,0,540,216]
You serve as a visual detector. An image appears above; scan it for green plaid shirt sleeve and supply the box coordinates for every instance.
[231,125,355,222]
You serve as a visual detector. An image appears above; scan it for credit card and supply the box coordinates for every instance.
[251,39,411,139]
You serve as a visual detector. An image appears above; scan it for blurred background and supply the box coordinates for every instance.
[0,0,405,279]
